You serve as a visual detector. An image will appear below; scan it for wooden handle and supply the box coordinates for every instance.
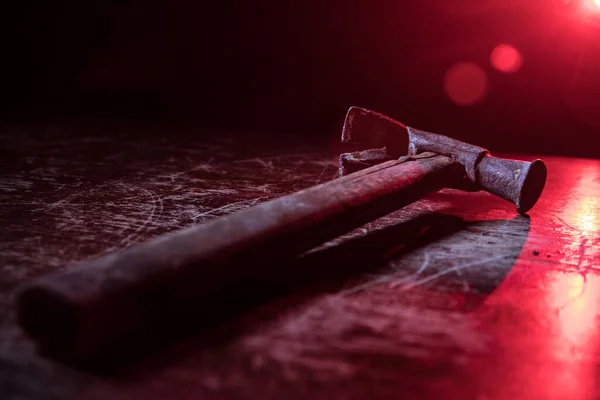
[18,153,463,358]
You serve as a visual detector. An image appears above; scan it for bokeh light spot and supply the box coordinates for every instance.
[594,0,600,9]
[491,44,523,73]
[443,62,488,106]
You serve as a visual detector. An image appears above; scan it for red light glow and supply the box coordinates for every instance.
[491,44,523,73]
[583,0,600,12]
[443,62,488,106]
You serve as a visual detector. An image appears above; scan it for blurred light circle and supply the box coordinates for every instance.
[595,0,600,9]
[443,62,488,106]
[490,44,523,73]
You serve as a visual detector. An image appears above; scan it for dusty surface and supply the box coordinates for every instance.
[0,124,598,399]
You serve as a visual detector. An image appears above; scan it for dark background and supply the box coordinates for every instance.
[1,0,600,157]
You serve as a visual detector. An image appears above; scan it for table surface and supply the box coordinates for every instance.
[1,124,599,400]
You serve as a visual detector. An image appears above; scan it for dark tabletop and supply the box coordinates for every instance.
[1,123,598,400]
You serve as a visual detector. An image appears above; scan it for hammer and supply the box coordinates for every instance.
[17,107,547,359]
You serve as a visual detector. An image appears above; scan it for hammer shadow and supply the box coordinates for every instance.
[50,212,530,374]
[289,215,530,295]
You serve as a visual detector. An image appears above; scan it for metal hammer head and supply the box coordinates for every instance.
[340,107,547,214]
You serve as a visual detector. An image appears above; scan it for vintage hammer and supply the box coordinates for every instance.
[17,107,547,359]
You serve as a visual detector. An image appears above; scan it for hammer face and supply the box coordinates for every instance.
[477,156,547,214]
[518,159,547,213]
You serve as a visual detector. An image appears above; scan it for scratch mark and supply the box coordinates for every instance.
[555,215,583,233]
[191,197,266,221]
[163,158,215,181]
[314,165,331,185]
[105,185,159,251]
[341,253,432,295]
[101,183,165,252]
[0,201,49,206]
[233,158,274,170]
[413,252,431,276]
[452,267,471,292]
[404,255,508,289]
[45,185,106,211]
[387,252,433,288]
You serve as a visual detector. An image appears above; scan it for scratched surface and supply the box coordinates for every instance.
[1,125,599,400]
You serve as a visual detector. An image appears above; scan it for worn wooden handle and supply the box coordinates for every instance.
[18,153,464,358]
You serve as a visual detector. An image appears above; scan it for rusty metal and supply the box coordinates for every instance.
[340,107,547,214]
[16,107,547,359]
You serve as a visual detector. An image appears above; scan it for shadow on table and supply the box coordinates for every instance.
[49,212,530,374]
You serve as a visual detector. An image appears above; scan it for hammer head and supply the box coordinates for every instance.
[340,107,547,214]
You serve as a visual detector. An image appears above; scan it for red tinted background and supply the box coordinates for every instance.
[2,0,600,158]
